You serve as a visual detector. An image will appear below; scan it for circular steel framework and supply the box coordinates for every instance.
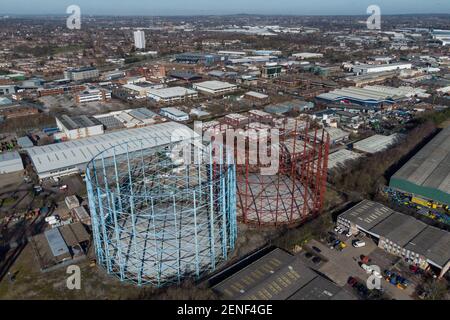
[86,140,237,287]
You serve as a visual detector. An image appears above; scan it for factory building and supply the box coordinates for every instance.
[30,222,90,271]
[94,108,158,129]
[316,85,423,107]
[0,151,24,174]
[193,80,238,95]
[292,52,324,60]
[56,115,105,140]
[64,67,99,82]
[337,200,450,278]
[174,52,221,65]
[353,134,400,154]
[351,62,412,75]
[212,248,355,300]
[26,122,195,180]
[326,149,362,171]
[160,107,189,121]
[390,126,450,205]
[147,86,198,103]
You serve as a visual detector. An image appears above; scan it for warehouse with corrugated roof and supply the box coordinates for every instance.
[390,126,450,205]
[26,122,195,180]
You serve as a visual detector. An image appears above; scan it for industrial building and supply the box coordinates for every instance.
[326,149,362,171]
[316,85,422,107]
[351,62,412,75]
[311,127,350,144]
[147,86,198,103]
[292,52,324,60]
[94,108,158,129]
[337,200,450,277]
[56,115,105,140]
[64,67,99,82]
[0,151,24,174]
[353,134,400,154]
[174,52,221,65]
[30,222,90,271]
[390,126,450,205]
[212,248,355,300]
[86,139,236,286]
[193,80,238,95]
[160,107,189,121]
[26,122,195,180]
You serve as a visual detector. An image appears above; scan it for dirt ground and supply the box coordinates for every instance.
[0,244,142,300]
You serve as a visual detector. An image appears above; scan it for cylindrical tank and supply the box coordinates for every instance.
[86,140,237,287]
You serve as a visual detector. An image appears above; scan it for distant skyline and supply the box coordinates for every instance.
[1,0,450,16]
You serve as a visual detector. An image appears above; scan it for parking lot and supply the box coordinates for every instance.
[302,230,416,300]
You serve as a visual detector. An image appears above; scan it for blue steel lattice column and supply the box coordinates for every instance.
[86,140,236,287]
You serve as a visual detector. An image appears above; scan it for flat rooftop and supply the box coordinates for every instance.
[391,126,450,198]
[339,200,450,268]
[339,200,395,231]
[212,248,353,300]
[147,86,197,98]
[405,226,450,268]
[327,149,362,170]
[57,115,103,130]
[195,80,237,91]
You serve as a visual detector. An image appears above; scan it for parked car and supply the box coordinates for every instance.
[305,252,313,259]
[334,226,341,233]
[312,246,322,253]
[312,257,322,264]
[345,231,353,237]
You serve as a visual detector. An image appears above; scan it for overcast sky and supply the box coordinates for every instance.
[1,0,449,16]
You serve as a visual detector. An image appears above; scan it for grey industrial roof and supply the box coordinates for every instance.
[17,136,34,148]
[57,115,103,130]
[212,248,354,300]
[27,122,195,175]
[339,200,395,231]
[44,228,69,257]
[0,151,21,163]
[340,200,450,268]
[353,134,400,154]
[288,276,357,300]
[370,212,427,246]
[160,107,188,117]
[95,115,124,130]
[391,126,450,195]
[213,248,318,300]
[405,226,450,268]
[327,149,362,170]
[128,108,157,120]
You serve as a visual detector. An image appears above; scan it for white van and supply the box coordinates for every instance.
[353,240,366,248]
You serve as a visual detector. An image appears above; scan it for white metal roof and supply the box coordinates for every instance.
[195,80,237,91]
[147,86,197,99]
[27,122,196,175]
